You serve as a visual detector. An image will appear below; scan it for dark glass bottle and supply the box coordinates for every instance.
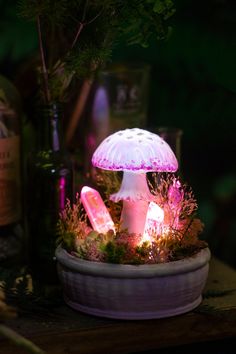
[0,75,24,267]
[27,103,73,283]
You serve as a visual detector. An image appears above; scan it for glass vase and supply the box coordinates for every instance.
[27,103,73,284]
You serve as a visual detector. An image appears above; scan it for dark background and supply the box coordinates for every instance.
[0,0,235,267]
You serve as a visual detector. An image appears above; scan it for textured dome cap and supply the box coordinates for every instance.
[92,128,178,173]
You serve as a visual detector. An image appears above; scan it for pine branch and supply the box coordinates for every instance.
[18,0,176,104]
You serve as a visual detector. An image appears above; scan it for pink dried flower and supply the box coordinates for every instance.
[86,242,105,262]
[76,231,106,262]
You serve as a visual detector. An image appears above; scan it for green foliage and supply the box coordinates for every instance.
[150,0,175,19]
[65,45,113,79]
[103,241,126,264]
[18,0,175,102]
[118,0,175,46]
[56,196,88,251]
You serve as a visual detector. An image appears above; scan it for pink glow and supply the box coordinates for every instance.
[92,128,178,236]
[59,176,66,210]
[86,133,96,151]
[91,86,109,144]
[167,178,183,229]
[80,186,115,234]
[168,179,183,205]
[143,202,164,242]
[92,128,178,173]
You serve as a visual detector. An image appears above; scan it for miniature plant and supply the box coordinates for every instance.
[57,194,89,251]
[57,173,207,264]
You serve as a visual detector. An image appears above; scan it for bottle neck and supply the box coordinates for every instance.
[37,103,64,152]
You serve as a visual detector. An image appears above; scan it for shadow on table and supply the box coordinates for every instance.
[135,337,236,354]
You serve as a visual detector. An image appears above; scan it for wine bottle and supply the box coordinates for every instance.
[0,75,24,267]
[27,103,73,284]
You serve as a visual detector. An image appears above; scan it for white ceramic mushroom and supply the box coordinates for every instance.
[92,128,178,235]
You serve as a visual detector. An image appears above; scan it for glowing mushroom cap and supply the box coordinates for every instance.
[92,128,178,173]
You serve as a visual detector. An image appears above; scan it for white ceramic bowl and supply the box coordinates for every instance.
[56,246,210,320]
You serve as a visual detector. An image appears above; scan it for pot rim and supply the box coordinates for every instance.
[56,245,211,279]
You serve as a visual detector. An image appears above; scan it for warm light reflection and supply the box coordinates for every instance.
[81,186,115,234]
[142,202,164,242]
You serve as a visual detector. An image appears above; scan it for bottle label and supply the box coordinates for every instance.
[0,136,21,225]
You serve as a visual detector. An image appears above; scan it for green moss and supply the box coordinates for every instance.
[103,241,127,264]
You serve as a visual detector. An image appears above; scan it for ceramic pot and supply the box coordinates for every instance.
[56,245,210,320]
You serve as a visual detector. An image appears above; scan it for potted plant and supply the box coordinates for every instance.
[56,128,210,319]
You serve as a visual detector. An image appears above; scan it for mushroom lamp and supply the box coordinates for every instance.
[92,128,178,235]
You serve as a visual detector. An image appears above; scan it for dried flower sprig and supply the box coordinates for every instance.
[149,173,198,218]
[57,194,89,251]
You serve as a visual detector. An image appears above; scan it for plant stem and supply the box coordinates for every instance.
[37,15,51,104]
[0,324,45,354]
[71,0,89,49]
[48,23,56,71]
[85,8,103,25]
[65,78,93,145]
[71,22,84,49]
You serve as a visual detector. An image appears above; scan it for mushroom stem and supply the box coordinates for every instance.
[111,171,154,235]
[111,172,154,202]
[120,199,149,235]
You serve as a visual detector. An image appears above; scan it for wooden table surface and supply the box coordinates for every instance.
[1,256,236,354]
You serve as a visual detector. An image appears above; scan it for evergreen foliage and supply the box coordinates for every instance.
[18,0,175,102]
